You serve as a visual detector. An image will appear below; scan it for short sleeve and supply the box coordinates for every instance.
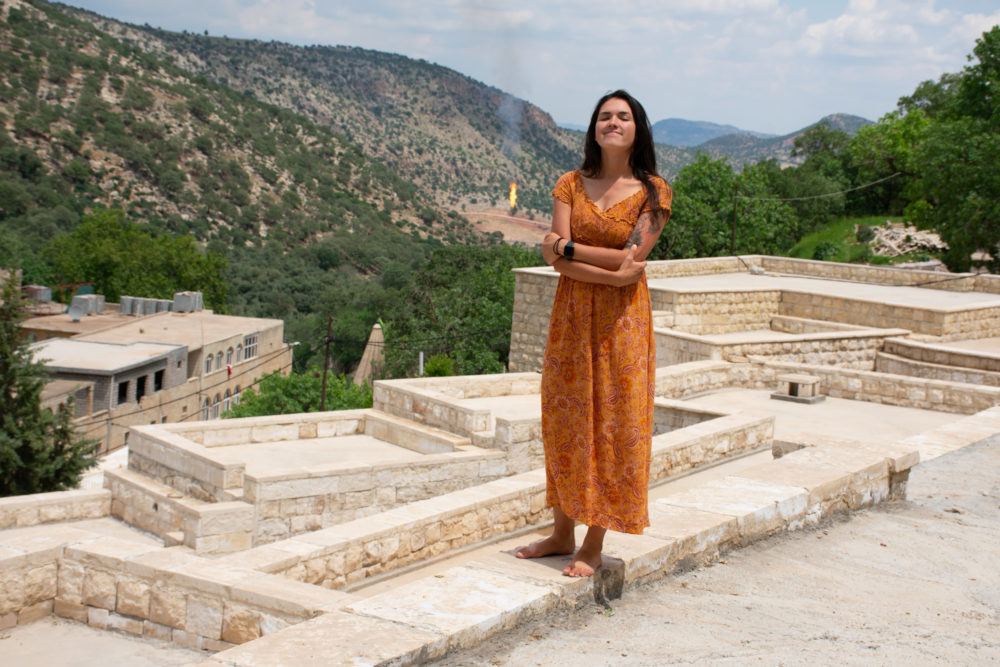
[551,171,576,205]
[641,176,673,215]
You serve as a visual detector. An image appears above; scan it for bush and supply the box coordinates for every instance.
[812,241,840,261]
[855,226,876,243]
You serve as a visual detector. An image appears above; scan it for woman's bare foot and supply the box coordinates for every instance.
[563,543,603,577]
[515,534,575,559]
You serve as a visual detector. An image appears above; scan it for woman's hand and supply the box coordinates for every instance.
[542,231,562,265]
[613,245,646,286]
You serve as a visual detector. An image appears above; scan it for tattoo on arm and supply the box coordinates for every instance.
[626,212,664,247]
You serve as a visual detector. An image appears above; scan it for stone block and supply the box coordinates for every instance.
[346,565,559,655]
[208,609,443,665]
[81,569,116,610]
[54,598,88,623]
[17,599,52,625]
[24,562,57,605]
[143,619,174,641]
[116,576,151,618]
[107,611,144,635]
[221,604,262,644]
[87,606,109,629]
[150,585,187,629]
[56,560,85,604]
[645,503,740,566]
[186,594,224,639]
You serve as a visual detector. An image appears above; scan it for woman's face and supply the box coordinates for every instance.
[595,97,636,153]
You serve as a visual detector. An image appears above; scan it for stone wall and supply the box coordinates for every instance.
[875,352,1000,387]
[882,338,1000,373]
[0,528,341,651]
[0,489,110,529]
[670,291,782,334]
[510,270,558,373]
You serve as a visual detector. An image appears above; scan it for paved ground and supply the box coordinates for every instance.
[433,437,1000,666]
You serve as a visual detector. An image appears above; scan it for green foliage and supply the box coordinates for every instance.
[45,209,228,308]
[383,244,542,377]
[223,369,372,418]
[422,353,454,377]
[812,241,840,261]
[855,226,876,243]
[651,154,797,259]
[0,275,97,496]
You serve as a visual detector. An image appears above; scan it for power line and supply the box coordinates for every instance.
[735,172,902,202]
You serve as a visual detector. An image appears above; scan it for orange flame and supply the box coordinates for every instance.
[509,182,517,211]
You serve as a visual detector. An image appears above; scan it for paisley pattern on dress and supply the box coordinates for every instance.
[541,170,672,534]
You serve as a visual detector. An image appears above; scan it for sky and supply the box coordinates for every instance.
[62,0,1000,135]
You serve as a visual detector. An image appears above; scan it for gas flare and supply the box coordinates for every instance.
[509,182,517,211]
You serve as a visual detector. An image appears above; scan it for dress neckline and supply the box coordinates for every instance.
[576,171,643,214]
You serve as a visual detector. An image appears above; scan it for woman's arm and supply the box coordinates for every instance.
[552,245,646,287]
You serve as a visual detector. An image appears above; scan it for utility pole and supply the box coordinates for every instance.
[320,315,332,411]
[731,182,738,256]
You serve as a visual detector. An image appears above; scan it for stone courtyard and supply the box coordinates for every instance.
[3,255,1000,665]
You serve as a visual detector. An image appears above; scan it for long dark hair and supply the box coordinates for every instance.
[580,89,665,220]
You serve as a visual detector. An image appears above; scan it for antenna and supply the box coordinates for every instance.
[68,305,84,322]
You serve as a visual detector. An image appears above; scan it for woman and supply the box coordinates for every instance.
[517,90,671,577]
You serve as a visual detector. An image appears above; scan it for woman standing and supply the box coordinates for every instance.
[517,90,671,577]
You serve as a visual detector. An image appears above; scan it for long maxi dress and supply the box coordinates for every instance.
[540,170,672,534]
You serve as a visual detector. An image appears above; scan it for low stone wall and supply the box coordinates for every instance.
[883,338,1000,373]
[0,489,110,529]
[244,446,508,546]
[670,290,782,335]
[128,426,244,503]
[754,360,1000,414]
[875,352,1000,387]
[510,270,559,373]
[55,538,346,650]
[653,399,727,433]
[106,469,254,555]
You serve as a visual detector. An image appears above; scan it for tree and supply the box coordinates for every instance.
[0,275,97,496]
[223,369,372,418]
[45,209,228,309]
[901,26,1000,271]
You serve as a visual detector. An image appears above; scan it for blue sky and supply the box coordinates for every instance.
[64,1,1000,134]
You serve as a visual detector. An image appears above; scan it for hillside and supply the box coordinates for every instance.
[652,118,776,147]
[696,113,874,168]
[1,0,478,269]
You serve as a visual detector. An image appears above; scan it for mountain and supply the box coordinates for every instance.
[652,118,776,147]
[1,0,484,269]
[64,7,583,216]
[696,113,874,168]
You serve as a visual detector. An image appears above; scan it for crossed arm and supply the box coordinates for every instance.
[541,197,667,287]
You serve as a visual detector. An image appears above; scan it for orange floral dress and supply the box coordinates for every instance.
[541,170,671,534]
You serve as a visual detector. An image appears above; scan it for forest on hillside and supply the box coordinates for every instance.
[2,0,999,396]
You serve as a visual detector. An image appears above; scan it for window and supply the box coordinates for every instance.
[202,398,210,420]
[236,344,242,363]
[233,385,241,405]
[212,394,221,419]
[226,347,233,365]
[154,369,164,392]
[223,389,231,412]
[243,334,258,360]
[136,376,147,401]
[215,354,223,371]
[205,354,213,374]
[117,380,129,406]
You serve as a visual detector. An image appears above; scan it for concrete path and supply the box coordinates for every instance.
[433,438,1000,666]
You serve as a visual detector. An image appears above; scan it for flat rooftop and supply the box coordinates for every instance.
[647,272,1000,311]
[682,388,956,442]
[221,435,425,476]
[78,310,282,349]
[32,338,183,374]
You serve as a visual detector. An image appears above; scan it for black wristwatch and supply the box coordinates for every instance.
[563,240,575,260]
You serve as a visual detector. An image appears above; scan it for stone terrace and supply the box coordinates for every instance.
[4,255,1000,665]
